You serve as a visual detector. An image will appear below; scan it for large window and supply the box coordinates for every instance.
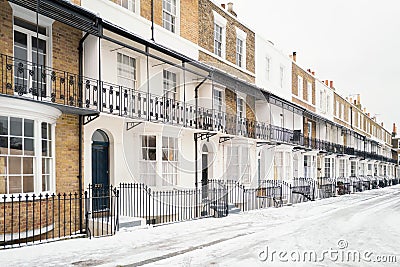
[297,76,303,99]
[13,17,49,97]
[236,38,244,67]
[307,82,312,103]
[0,116,54,194]
[265,57,271,81]
[163,70,177,100]
[339,159,346,177]
[324,158,331,178]
[226,146,250,183]
[140,136,157,186]
[162,137,178,186]
[304,155,315,178]
[237,97,245,118]
[117,53,136,89]
[214,23,223,57]
[162,0,177,33]
[350,161,357,177]
[117,0,136,12]
[213,89,224,113]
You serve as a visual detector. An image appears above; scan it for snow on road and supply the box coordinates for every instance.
[1,186,400,267]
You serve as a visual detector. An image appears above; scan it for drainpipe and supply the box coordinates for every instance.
[78,32,90,233]
[151,0,155,41]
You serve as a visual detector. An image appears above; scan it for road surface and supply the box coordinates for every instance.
[1,185,400,266]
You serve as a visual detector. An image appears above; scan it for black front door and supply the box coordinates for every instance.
[92,141,109,211]
[202,153,208,200]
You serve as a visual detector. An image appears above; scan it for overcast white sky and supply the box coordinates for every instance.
[217,0,400,133]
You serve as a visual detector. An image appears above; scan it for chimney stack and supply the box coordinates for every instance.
[393,123,397,137]
[330,81,334,89]
[227,2,237,17]
[350,97,353,104]
[325,80,329,86]
[357,94,361,105]
[292,52,297,62]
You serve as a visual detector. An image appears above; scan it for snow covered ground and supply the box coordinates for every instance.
[1,185,400,266]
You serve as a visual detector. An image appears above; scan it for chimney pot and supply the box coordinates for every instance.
[293,52,297,62]
[354,100,357,105]
[357,94,361,105]
[307,69,311,73]
[330,81,334,88]
[393,123,397,136]
[311,71,315,76]
[221,3,226,9]
[325,80,329,86]
[227,2,237,17]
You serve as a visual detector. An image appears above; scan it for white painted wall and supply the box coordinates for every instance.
[255,34,292,102]
[315,79,334,121]
[81,0,199,60]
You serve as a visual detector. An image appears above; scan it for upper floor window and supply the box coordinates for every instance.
[162,0,177,33]
[306,82,312,103]
[341,103,344,119]
[327,95,331,113]
[214,23,223,57]
[236,38,243,67]
[213,11,226,58]
[297,76,303,98]
[13,17,50,97]
[117,0,136,12]
[163,70,177,100]
[213,88,224,114]
[336,101,339,117]
[235,27,247,68]
[237,97,246,118]
[265,57,271,81]
[279,66,284,88]
[117,52,136,89]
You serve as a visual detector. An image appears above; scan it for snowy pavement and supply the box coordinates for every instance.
[1,185,400,266]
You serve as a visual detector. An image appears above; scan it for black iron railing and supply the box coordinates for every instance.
[118,183,228,225]
[1,187,119,249]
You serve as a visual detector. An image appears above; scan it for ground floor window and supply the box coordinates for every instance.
[162,136,178,186]
[304,155,316,178]
[339,159,346,177]
[0,116,54,194]
[140,135,157,186]
[350,161,357,177]
[226,145,250,183]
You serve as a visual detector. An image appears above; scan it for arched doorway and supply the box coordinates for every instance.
[92,130,110,211]
[202,144,209,200]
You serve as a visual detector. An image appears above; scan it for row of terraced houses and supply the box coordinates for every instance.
[0,0,399,247]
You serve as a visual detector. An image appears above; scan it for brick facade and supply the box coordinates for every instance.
[292,62,316,112]
[198,0,255,82]
[0,1,83,238]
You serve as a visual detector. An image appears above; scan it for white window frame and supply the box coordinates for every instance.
[226,145,250,183]
[213,10,227,59]
[235,27,247,69]
[307,82,312,103]
[162,0,180,34]
[0,116,56,196]
[140,135,157,186]
[116,0,139,13]
[213,87,224,114]
[162,136,178,186]
[163,69,177,100]
[265,57,271,81]
[117,52,137,89]
[12,10,53,98]
[279,66,284,88]
[297,76,303,99]
[237,95,246,119]
[341,103,344,119]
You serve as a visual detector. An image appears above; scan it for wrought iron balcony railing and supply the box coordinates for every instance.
[1,54,397,164]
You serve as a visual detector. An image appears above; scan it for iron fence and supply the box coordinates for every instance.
[118,183,228,225]
[337,177,351,195]
[1,187,119,249]
[317,177,336,198]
